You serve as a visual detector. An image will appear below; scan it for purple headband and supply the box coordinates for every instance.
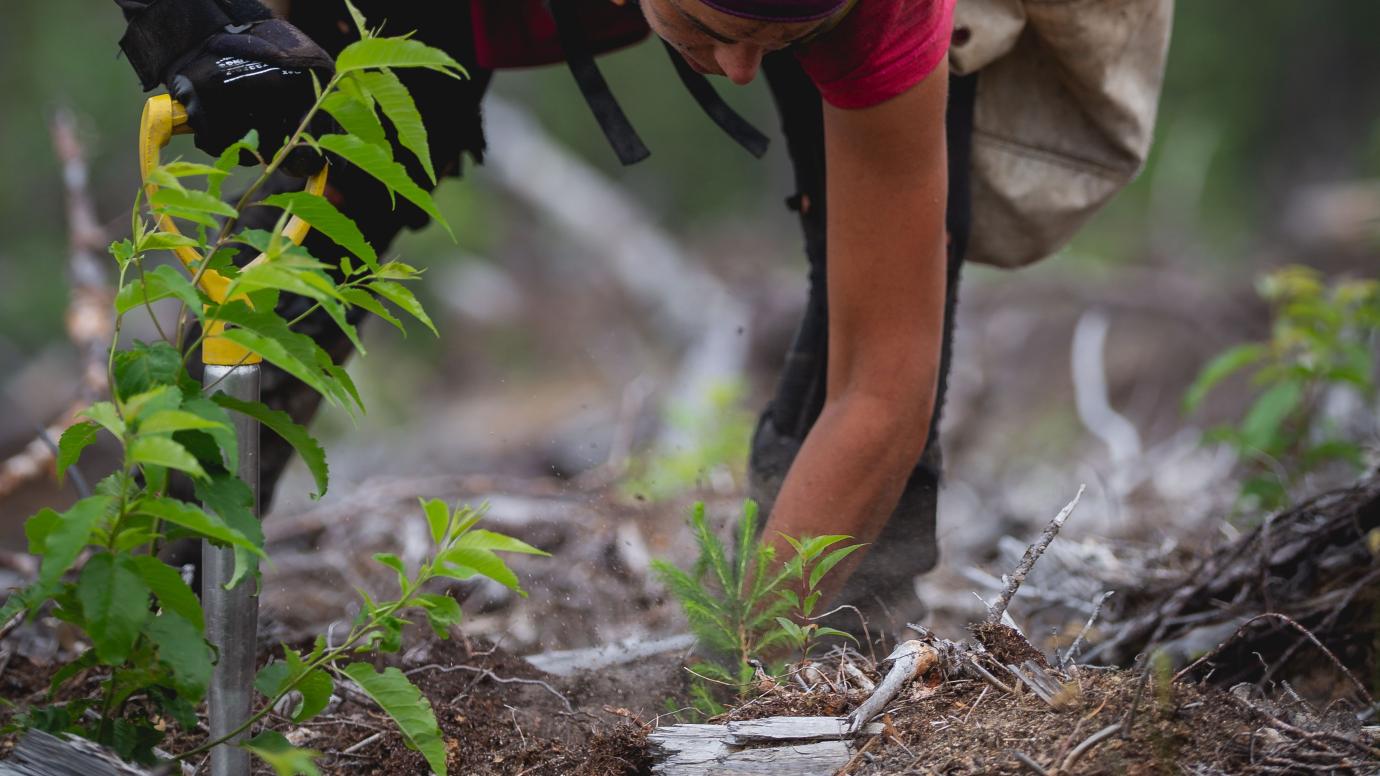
[698,0,849,22]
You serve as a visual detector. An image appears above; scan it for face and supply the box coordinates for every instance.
[641,0,831,85]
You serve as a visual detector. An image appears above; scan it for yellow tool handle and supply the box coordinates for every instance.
[138,94,328,365]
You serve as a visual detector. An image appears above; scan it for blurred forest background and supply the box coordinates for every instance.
[2,1,1379,636]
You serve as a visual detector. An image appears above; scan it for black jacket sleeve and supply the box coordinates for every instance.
[116,0,275,89]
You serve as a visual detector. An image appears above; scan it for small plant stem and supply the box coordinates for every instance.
[176,575,426,761]
[132,259,173,344]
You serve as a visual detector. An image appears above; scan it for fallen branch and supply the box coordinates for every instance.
[987,485,1087,625]
[1061,591,1115,668]
[845,640,937,735]
[1060,722,1121,772]
[1172,613,1375,707]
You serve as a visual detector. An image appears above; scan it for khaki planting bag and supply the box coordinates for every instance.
[950,0,1174,268]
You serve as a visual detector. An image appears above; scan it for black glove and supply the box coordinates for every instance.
[120,0,334,174]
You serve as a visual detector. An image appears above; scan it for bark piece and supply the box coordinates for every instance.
[0,731,152,776]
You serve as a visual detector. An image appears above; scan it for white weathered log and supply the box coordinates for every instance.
[649,724,733,772]
[0,731,153,776]
[710,740,852,774]
[725,717,881,744]
[844,640,937,735]
[648,717,882,774]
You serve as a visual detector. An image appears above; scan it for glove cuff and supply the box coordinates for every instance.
[119,0,269,90]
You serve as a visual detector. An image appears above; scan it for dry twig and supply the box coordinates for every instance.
[1061,723,1122,771]
[987,485,1087,624]
[1173,613,1375,708]
[1061,591,1114,668]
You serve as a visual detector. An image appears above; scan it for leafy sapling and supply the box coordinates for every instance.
[0,8,538,774]
[773,533,864,657]
[1186,265,1380,514]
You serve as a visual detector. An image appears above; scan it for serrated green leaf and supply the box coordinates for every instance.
[150,187,237,228]
[341,663,446,775]
[340,287,404,333]
[370,280,436,336]
[111,341,184,401]
[437,547,523,595]
[809,544,862,591]
[212,302,350,410]
[137,231,201,252]
[292,669,334,723]
[356,69,435,183]
[373,552,408,591]
[116,264,204,316]
[194,474,262,590]
[336,37,466,78]
[129,555,203,633]
[342,0,369,37]
[810,626,858,644]
[56,421,101,485]
[1240,379,1305,452]
[80,402,126,438]
[110,238,135,270]
[315,134,452,238]
[77,553,151,664]
[25,508,60,555]
[1185,343,1268,413]
[36,496,114,594]
[261,191,379,270]
[225,264,364,354]
[132,497,265,558]
[320,90,389,150]
[138,409,229,435]
[129,436,208,480]
[160,161,228,179]
[414,593,463,639]
[421,498,449,544]
[146,611,213,700]
[181,397,238,472]
[124,385,182,423]
[212,394,329,498]
[453,529,549,556]
[245,731,322,776]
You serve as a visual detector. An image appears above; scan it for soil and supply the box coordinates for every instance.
[5,619,1374,775]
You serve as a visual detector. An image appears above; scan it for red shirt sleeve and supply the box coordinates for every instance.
[795,0,956,110]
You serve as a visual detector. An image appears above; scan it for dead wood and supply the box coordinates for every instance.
[1086,470,1380,686]
[844,640,936,735]
[987,485,1086,625]
[647,716,882,775]
[0,731,152,776]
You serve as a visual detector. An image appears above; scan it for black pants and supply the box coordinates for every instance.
[213,3,974,555]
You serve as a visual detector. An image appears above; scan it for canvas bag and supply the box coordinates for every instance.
[949,0,1174,268]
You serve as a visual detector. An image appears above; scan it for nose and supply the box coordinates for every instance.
[713,44,764,85]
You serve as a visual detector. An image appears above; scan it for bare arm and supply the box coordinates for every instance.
[762,61,950,604]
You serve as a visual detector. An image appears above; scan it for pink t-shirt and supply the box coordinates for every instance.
[796,0,957,109]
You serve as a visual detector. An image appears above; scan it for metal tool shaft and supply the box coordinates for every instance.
[203,363,261,776]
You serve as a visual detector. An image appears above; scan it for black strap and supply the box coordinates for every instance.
[945,72,978,263]
[662,41,770,158]
[548,0,651,166]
